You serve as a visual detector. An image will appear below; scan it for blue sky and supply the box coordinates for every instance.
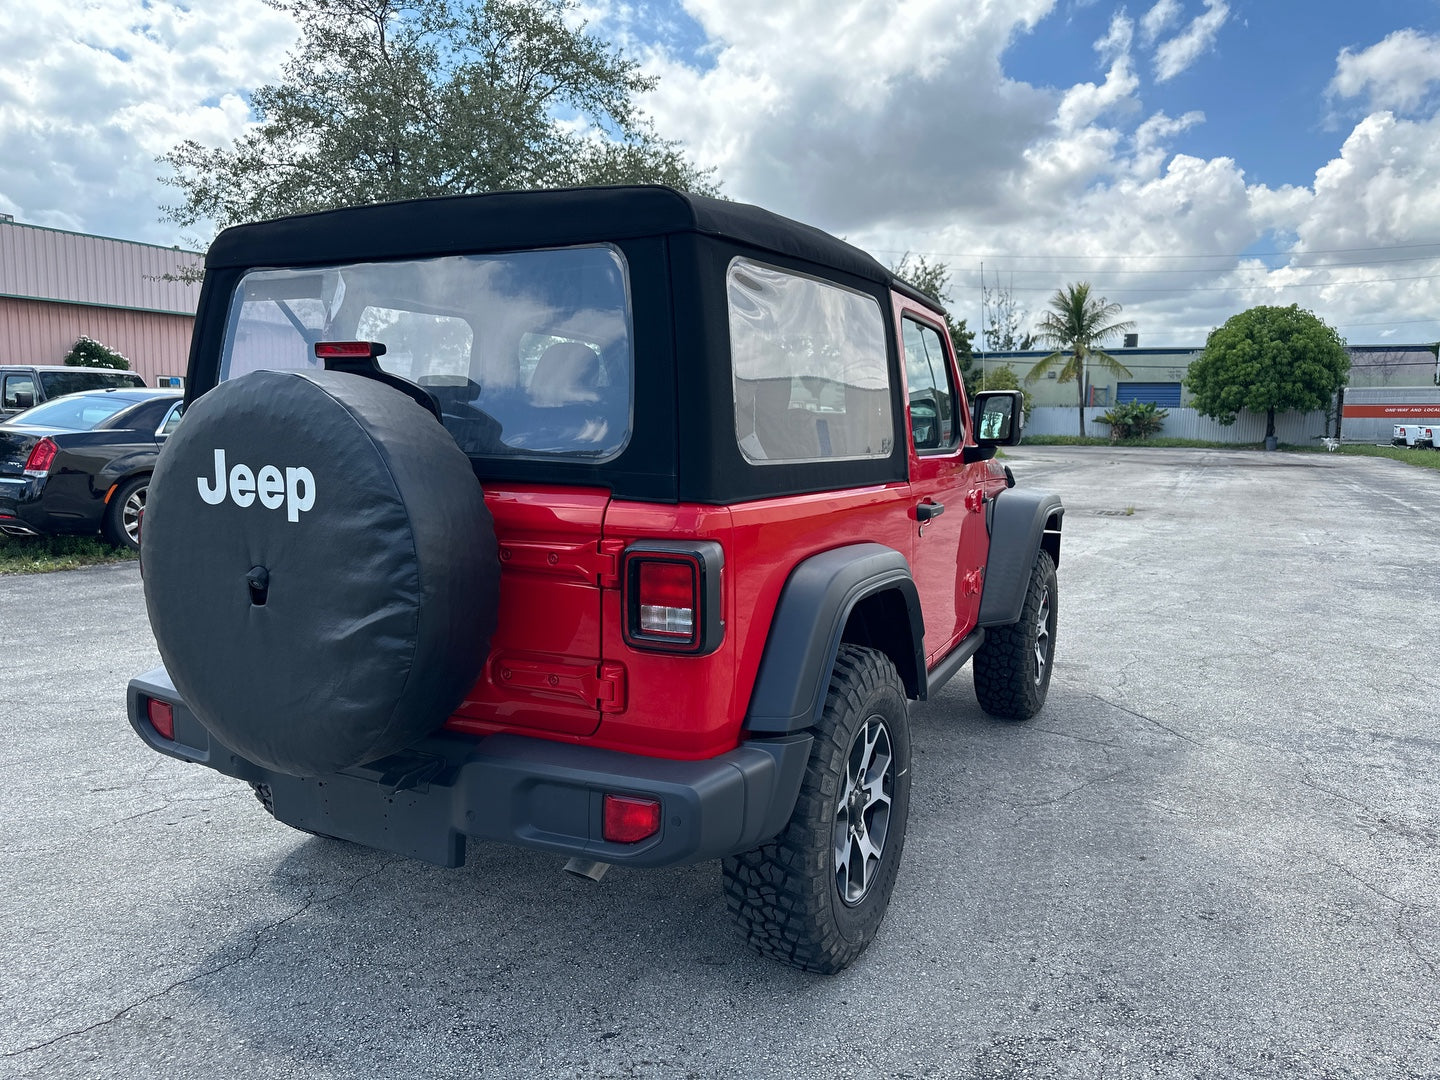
[2,0,1438,345]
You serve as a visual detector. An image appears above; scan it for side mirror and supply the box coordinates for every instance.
[13,391,34,410]
[972,390,1024,446]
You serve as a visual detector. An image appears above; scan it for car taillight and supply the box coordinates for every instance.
[146,698,175,740]
[603,794,661,843]
[638,560,696,638]
[23,437,58,477]
[621,541,724,654]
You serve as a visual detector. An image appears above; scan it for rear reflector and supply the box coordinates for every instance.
[23,437,58,477]
[147,698,175,741]
[603,794,661,843]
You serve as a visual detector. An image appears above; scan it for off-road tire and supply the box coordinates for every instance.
[973,548,1057,720]
[102,474,147,552]
[723,645,912,974]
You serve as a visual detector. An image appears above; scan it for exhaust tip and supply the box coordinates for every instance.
[563,858,611,882]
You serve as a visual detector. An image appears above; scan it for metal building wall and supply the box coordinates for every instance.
[0,296,194,385]
[0,218,201,385]
[0,220,201,315]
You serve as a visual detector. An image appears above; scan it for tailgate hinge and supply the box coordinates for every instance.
[596,661,628,713]
[597,538,626,588]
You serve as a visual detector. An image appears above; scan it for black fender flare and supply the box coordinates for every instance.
[744,543,925,735]
[978,489,1064,627]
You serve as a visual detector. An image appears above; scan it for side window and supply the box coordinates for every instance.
[3,374,36,409]
[902,318,957,451]
[159,402,186,436]
[728,259,893,464]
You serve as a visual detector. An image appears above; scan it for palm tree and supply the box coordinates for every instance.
[1026,282,1135,437]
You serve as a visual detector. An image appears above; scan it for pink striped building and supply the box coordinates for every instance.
[0,215,202,386]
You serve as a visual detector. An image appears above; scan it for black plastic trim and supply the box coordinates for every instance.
[744,543,925,734]
[128,667,811,868]
[977,490,1064,627]
[925,628,985,696]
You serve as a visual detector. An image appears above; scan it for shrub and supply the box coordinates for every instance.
[1095,400,1168,442]
[63,336,130,370]
[973,363,1033,419]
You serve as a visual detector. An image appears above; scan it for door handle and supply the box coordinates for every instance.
[916,501,945,522]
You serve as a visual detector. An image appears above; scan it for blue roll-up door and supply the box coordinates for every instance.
[1117,382,1182,407]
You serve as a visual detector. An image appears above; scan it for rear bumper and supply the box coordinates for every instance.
[127,666,812,869]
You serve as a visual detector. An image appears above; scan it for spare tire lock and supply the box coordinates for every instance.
[247,565,271,607]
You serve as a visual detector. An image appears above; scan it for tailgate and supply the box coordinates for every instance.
[448,485,614,738]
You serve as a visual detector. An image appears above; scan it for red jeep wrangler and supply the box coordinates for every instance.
[128,186,1062,973]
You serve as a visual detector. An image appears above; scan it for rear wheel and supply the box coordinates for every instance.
[102,475,147,552]
[973,548,1057,720]
[723,645,912,974]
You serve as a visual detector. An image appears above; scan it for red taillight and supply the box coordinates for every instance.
[603,794,661,843]
[314,340,386,360]
[147,698,175,740]
[636,559,697,639]
[23,437,58,477]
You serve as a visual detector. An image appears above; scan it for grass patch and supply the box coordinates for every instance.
[1285,442,1440,470]
[0,533,136,574]
[1023,435,1258,449]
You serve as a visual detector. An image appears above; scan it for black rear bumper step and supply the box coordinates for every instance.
[127,666,811,869]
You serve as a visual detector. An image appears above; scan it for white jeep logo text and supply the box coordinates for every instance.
[197,449,316,522]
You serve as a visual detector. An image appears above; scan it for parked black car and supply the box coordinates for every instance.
[0,388,183,550]
[0,365,148,419]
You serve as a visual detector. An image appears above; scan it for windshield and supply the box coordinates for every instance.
[220,245,633,461]
[9,394,136,431]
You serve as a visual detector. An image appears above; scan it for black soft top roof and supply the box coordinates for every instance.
[204,185,915,296]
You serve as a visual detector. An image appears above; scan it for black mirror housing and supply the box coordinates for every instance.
[973,390,1025,446]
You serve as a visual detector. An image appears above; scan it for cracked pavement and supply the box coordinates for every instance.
[1,446,1437,1078]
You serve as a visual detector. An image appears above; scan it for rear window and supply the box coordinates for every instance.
[11,394,136,431]
[37,370,145,397]
[727,259,893,464]
[219,245,633,461]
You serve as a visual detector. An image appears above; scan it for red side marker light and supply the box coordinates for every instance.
[147,698,175,741]
[603,794,661,843]
[23,437,58,477]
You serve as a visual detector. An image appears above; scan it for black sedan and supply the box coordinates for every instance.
[0,388,184,551]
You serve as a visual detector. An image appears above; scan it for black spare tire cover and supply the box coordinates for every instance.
[143,369,499,776]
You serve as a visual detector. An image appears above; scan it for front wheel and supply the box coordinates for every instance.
[723,645,912,974]
[973,548,1057,720]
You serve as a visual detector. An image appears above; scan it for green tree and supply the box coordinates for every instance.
[63,337,130,370]
[1025,282,1134,437]
[1186,305,1350,443]
[890,253,979,393]
[971,363,1033,420]
[159,0,715,236]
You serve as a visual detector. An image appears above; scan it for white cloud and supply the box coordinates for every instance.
[1139,0,1182,45]
[1153,0,1229,82]
[5,0,1438,345]
[0,1,295,244]
[1329,29,1440,115]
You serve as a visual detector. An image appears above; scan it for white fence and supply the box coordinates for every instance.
[1024,406,1331,444]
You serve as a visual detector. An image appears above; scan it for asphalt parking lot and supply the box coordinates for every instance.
[2,446,1437,1079]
